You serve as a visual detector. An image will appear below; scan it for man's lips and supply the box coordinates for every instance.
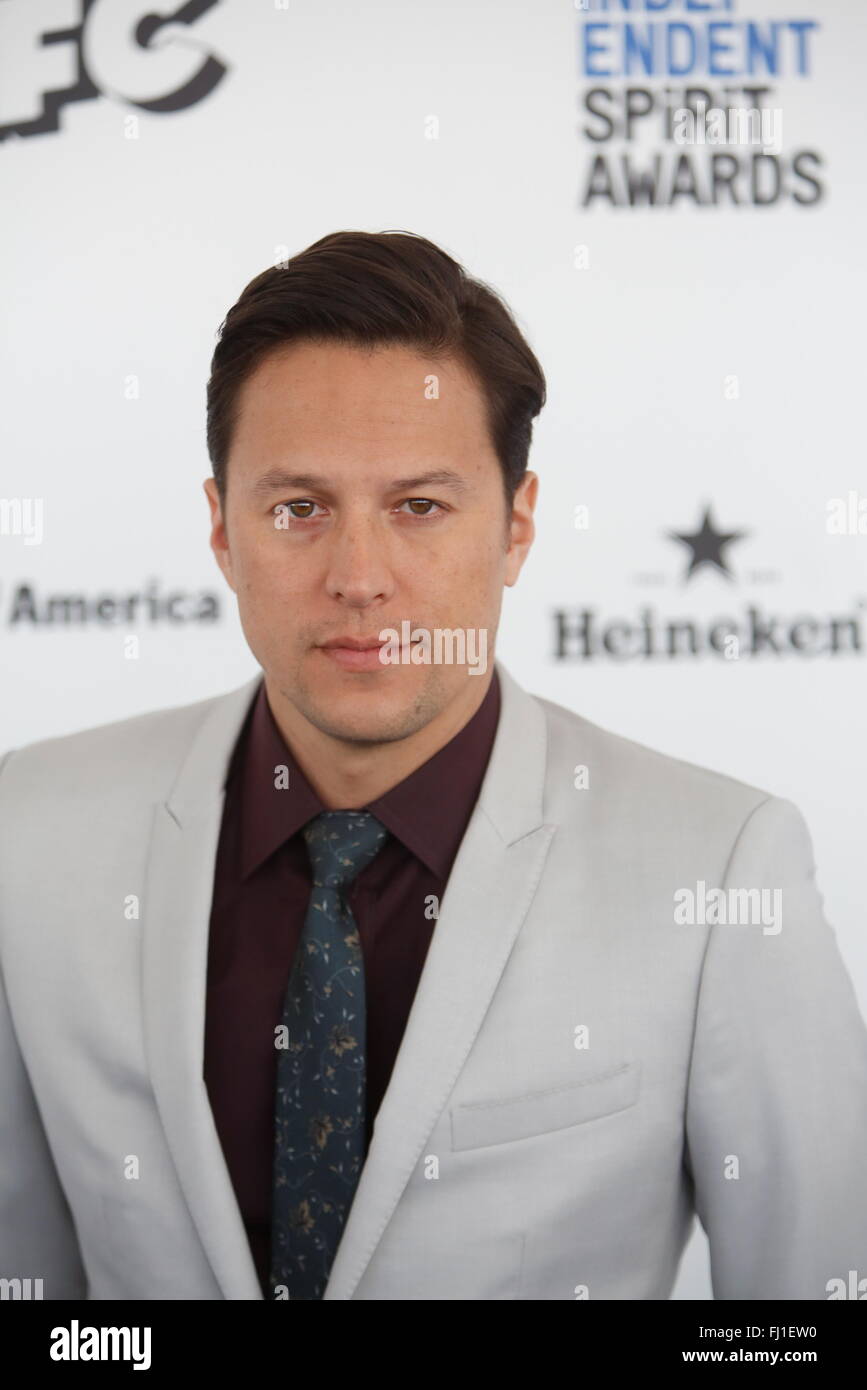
[316,636,389,672]
[319,637,386,651]
[316,634,420,671]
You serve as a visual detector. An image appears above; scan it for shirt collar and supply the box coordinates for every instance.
[236,669,501,882]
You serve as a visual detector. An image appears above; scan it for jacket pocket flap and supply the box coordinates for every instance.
[450,1060,640,1152]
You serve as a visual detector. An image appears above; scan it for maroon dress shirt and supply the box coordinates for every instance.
[203,668,501,1295]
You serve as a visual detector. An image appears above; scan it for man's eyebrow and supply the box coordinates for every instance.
[248,468,472,497]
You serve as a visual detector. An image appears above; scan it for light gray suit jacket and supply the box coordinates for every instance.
[1,661,865,1300]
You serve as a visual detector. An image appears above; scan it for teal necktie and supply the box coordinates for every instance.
[270,810,389,1300]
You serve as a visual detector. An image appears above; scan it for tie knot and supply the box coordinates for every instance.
[302,810,388,891]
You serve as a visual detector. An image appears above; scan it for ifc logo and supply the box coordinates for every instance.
[0,0,229,142]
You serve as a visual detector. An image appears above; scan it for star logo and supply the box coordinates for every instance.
[666,504,748,581]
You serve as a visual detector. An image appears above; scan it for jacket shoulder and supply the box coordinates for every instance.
[533,689,773,826]
[0,681,256,807]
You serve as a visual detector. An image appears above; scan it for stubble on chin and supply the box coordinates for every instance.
[274,663,449,749]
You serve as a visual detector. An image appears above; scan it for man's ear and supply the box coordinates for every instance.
[203,477,236,592]
[504,470,537,587]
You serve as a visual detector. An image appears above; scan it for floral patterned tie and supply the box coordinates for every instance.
[270,810,389,1300]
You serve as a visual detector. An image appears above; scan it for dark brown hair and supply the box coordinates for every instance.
[206,230,546,510]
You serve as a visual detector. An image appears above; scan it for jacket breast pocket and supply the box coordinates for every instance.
[449,1060,640,1152]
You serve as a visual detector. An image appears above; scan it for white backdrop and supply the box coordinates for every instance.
[2,0,865,1300]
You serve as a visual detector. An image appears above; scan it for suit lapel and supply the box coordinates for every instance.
[142,674,264,1300]
[323,662,554,1299]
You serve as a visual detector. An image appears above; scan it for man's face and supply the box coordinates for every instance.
[205,339,536,746]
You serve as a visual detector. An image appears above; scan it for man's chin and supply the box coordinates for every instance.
[321,667,452,739]
[301,703,431,746]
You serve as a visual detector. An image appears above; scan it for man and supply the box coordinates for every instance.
[1,231,865,1301]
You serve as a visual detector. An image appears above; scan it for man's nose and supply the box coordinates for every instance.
[323,513,394,606]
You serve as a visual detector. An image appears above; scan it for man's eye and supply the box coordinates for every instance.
[275,499,319,519]
[400,498,442,517]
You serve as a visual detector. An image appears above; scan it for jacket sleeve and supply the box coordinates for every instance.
[683,794,867,1299]
[0,749,88,1299]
